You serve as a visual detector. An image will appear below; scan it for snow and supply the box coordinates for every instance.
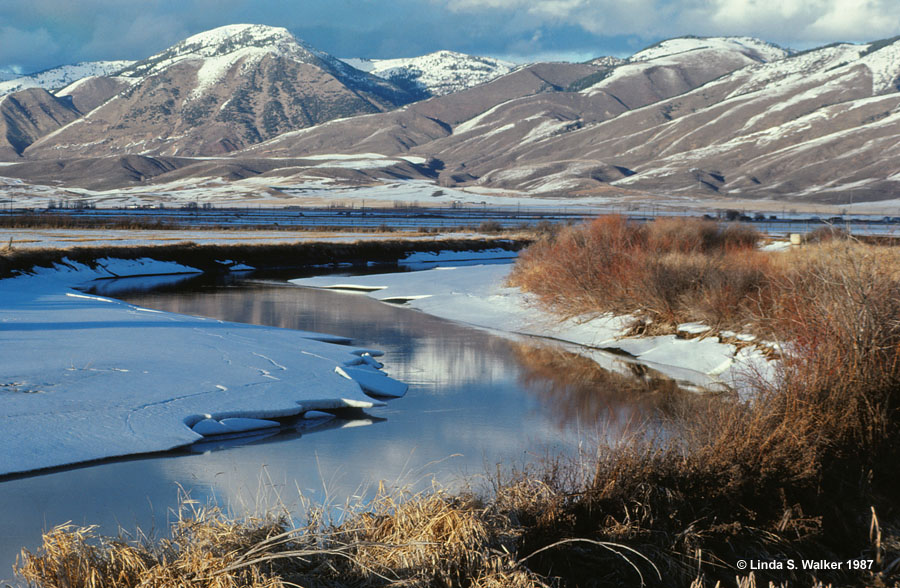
[341,51,516,96]
[520,118,578,144]
[760,240,793,252]
[398,248,518,269]
[454,101,511,134]
[630,37,788,63]
[0,258,407,476]
[858,40,900,94]
[678,322,712,335]
[190,46,273,99]
[0,61,133,98]
[291,264,774,391]
[116,24,326,82]
[301,152,390,160]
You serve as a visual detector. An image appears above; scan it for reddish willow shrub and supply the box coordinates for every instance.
[509,215,767,329]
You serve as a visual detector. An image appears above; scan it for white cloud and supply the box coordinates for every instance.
[806,0,900,39]
[435,0,900,44]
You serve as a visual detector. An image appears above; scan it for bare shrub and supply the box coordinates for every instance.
[509,215,766,329]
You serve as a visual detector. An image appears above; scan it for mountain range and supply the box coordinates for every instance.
[3,25,900,206]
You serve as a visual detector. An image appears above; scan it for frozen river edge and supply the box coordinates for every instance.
[0,257,407,477]
[292,252,776,394]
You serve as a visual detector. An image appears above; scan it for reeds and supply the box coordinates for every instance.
[506,217,900,586]
[16,485,549,588]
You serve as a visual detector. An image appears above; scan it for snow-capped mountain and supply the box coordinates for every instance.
[0,61,133,98]
[429,36,900,200]
[9,29,900,204]
[343,51,516,97]
[579,36,790,106]
[235,35,900,202]
[24,24,419,158]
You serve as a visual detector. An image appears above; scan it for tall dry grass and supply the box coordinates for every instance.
[16,485,548,588]
[508,216,768,331]
[505,218,900,586]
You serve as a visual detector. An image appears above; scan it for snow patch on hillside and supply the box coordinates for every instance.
[858,40,900,94]
[0,61,133,98]
[631,37,787,64]
[342,51,515,96]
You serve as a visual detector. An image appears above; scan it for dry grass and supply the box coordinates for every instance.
[508,216,767,332]
[505,218,900,586]
[16,485,549,588]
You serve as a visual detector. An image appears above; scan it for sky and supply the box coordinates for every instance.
[2,0,900,74]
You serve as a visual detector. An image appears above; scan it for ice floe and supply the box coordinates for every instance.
[0,259,406,476]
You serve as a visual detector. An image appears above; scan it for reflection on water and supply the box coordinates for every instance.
[0,271,692,584]
[513,342,695,433]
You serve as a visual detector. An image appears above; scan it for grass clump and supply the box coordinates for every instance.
[508,215,767,331]
[16,486,547,588]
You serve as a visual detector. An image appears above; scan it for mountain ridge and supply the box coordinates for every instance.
[5,28,900,204]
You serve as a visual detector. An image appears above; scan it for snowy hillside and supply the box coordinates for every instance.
[630,36,788,63]
[117,24,358,82]
[0,61,134,98]
[0,67,22,82]
[343,50,516,96]
[580,36,789,99]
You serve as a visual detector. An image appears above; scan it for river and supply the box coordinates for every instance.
[0,266,685,584]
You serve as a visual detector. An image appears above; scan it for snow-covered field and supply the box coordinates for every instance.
[292,254,775,392]
[0,258,406,477]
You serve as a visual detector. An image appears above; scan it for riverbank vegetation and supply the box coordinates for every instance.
[14,216,900,587]
[0,237,529,279]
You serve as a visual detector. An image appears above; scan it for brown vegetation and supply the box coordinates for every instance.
[505,216,900,586]
[508,216,769,332]
[0,237,530,279]
[17,487,548,588]
[13,217,900,587]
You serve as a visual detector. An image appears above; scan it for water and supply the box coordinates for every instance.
[0,269,684,583]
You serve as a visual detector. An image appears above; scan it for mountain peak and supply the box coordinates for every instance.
[116,23,325,79]
[342,50,516,97]
[176,24,298,56]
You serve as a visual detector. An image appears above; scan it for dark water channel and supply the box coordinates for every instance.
[0,267,686,584]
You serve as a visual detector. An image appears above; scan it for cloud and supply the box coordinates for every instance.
[81,13,190,60]
[4,0,900,74]
[435,0,900,44]
[0,26,60,71]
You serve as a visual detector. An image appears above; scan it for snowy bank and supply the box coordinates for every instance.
[0,258,406,477]
[291,263,774,390]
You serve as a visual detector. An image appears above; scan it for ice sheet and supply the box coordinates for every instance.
[0,259,406,476]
